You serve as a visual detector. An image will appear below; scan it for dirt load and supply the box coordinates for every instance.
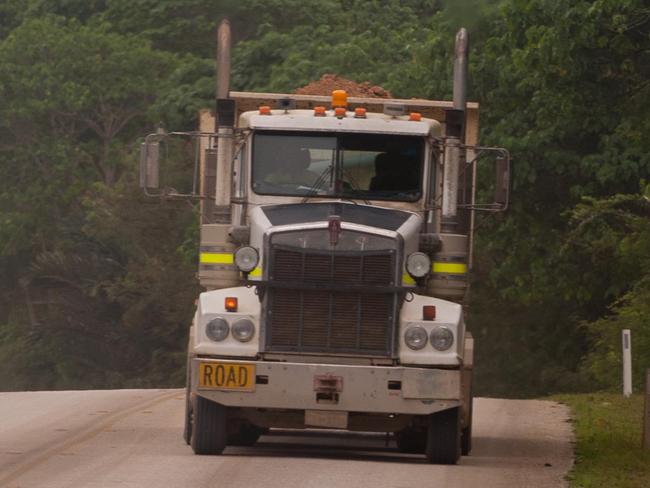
[295,74,392,98]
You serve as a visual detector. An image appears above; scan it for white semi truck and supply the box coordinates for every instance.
[140,20,509,464]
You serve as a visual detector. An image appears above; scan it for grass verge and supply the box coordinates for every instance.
[551,393,650,488]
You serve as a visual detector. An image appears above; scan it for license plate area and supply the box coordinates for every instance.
[305,410,349,429]
[198,362,256,391]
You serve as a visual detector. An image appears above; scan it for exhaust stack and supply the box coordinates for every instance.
[214,19,234,222]
[441,28,469,233]
[216,19,231,99]
[428,28,470,302]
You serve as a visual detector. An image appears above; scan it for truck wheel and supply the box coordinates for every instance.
[461,395,473,455]
[190,396,227,455]
[228,422,262,446]
[183,385,192,445]
[395,427,426,453]
[425,407,461,465]
[183,357,192,445]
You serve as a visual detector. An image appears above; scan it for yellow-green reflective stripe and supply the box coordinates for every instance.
[249,267,262,277]
[402,273,416,285]
[432,262,467,274]
[200,252,234,265]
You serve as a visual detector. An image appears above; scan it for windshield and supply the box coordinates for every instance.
[252,131,424,202]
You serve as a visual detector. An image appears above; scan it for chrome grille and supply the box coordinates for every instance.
[265,247,398,356]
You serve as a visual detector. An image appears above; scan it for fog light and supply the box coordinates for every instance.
[406,252,431,278]
[234,246,259,273]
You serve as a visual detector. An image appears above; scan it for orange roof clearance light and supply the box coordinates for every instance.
[225,297,238,312]
[334,107,346,118]
[259,105,271,115]
[354,107,367,118]
[314,106,326,117]
[331,90,348,109]
[422,305,436,321]
[409,112,422,122]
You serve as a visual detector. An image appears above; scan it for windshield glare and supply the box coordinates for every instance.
[252,131,424,202]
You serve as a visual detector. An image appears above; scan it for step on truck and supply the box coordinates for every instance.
[140,20,510,464]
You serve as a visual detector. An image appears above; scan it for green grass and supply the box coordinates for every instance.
[551,393,650,488]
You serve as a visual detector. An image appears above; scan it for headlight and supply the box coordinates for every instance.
[232,318,255,342]
[234,246,259,273]
[430,326,454,351]
[406,252,431,278]
[206,317,229,341]
[404,326,428,350]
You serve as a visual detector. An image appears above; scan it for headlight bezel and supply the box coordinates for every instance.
[406,252,431,278]
[231,318,256,343]
[234,246,259,273]
[205,317,230,342]
[404,325,429,350]
[430,325,454,351]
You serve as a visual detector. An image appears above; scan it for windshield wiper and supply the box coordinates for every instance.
[300,165,333,203]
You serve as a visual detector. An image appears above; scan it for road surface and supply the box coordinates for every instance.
[0,389,573,487]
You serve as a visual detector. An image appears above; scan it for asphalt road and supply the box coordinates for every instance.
[0,389,573,488]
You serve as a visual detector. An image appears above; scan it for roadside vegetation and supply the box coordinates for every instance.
[553,393,650,488]
[0,1,649,397]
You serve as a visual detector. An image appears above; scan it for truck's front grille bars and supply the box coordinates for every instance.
[265,246,398,356]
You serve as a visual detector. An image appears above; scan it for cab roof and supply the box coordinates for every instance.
[238,109,441,137]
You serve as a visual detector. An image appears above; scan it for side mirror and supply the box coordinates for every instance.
[457,146,510,212]
[494,155,510,207]
[139,140,160,189]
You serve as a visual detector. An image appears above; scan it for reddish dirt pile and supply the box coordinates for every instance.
[295,74,392,98]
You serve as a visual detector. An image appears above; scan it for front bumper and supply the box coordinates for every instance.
[192,358,461,416]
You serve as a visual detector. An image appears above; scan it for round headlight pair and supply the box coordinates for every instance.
[206,317,255,343]
[235,246,259,273]
[406,252,431,278]
[404,326,454,351]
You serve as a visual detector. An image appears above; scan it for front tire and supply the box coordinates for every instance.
[228,422,262,446]
[395,427,426,453]
[183,385,192,445]
[425,407,461,465]
[461,394,473,455]
[190,396,227,455]
[183,357,192,445]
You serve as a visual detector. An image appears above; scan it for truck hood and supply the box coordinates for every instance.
[248,202,422,264]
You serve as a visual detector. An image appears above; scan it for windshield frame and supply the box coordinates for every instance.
[250,130,425,203]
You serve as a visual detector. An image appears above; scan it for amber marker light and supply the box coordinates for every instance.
[334,107,346,118]
[423,305,436,321]
[409,112,422,121]
[225,297,238,312]
[259,105,271,115]
[331,89,348,108]
[354,107,367,118]
[314,106,326,116]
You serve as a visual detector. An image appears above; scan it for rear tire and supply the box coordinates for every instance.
[190,396,227,455]
[425,407,461,465]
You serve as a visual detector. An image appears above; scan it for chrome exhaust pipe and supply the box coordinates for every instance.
[453,28,468,112]
[441,28,469,233]
[216,19,231,99]
[214,19,234,222]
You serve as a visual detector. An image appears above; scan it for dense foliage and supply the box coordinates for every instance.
[1,0,648,394]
